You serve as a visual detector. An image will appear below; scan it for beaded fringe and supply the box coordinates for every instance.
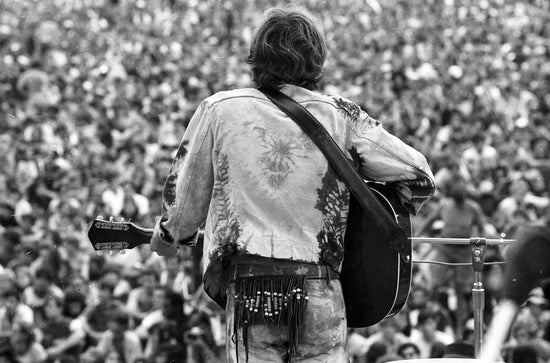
[233,274,309,362]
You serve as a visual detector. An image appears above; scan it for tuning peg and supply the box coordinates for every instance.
[119,250,126,255]
[96,250,103,256]
[120,217,125,224]
[109,216,114,222]
[97,215,104,220]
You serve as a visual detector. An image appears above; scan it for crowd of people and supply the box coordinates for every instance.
[0,0,549,362]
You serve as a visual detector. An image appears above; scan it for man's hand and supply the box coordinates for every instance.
[150,220,179,257]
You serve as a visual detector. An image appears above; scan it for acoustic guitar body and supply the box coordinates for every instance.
[341,182,412,327]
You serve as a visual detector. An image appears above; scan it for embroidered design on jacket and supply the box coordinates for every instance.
[161,140,189,214]
[333,97,378,128]
[333,97,361,123]
[211,153,240,259]
[315,166,349,270]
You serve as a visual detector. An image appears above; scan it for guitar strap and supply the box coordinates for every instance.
[258,87,408,257]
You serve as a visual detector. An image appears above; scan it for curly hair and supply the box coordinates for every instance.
[245,5,327,90]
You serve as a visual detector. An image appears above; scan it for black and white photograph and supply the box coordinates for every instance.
[0,0,549,362]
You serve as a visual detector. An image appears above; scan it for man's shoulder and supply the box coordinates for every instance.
[202,86,348,108]
[203,88,264,107]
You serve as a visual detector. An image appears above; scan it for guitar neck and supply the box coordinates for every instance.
[132,227,153,246]
[88,217,208,252]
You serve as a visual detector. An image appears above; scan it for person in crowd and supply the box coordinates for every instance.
[507,345,539,363]
[82,308,143,363]
[133,286,167,344]
[150,5,435,362]
[158,255,185,296]
[524,289,550,341]
[494,178,549,232]
[349,318,410,361]
[396,342,421,360]
[80,273,126,347]
[364,341,388,363]
[22,267,64,312]
[143,288,187,357]
[404,283,454,337]
[417,180,489,337]
[502,312,550,362]
[503,209,532,239]
[0,284,34,338]
[150,343,186,363]
[10,259,32,292]
[432,154,469,197]
[62,289,88,321]
[160,254,201,300]
[409,309,454,358]
[0,230,21,270]
[40,295,86,362]
[38,295,72,359]
[429,341,446,358]
[10,321,47,363]
[102,179,150,223]
[126,268,160,324]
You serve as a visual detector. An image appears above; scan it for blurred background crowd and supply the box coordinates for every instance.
[0,0,549,362]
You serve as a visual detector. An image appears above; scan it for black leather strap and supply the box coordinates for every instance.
[258,87,408,256]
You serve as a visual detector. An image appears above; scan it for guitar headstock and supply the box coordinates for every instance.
[88,216,153,254]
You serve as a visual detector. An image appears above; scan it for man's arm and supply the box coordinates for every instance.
[151,101,215,257]
[349,110,436,215]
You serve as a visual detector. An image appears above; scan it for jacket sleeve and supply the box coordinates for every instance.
[151,101,215,257]
[349,110,436,215]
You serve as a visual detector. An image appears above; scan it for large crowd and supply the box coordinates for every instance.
[0,0,549,362]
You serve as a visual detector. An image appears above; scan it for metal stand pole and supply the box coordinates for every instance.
[471,243,485,358]
[413,236,514,357]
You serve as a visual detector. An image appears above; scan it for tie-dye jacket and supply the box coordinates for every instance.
[150,84,436,305]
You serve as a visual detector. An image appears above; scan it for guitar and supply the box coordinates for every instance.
[87,217,205,253]
[88,183,412,327]
[340,182,412,327]
[88,216,153,252]
[87,217,155,253]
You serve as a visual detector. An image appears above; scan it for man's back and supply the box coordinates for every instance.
[203,85,355,267]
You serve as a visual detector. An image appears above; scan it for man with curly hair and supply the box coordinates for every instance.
[151,5,435,362]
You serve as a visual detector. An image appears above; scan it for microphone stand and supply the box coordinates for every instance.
[471,241,485,357]
[413,236,514,357]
